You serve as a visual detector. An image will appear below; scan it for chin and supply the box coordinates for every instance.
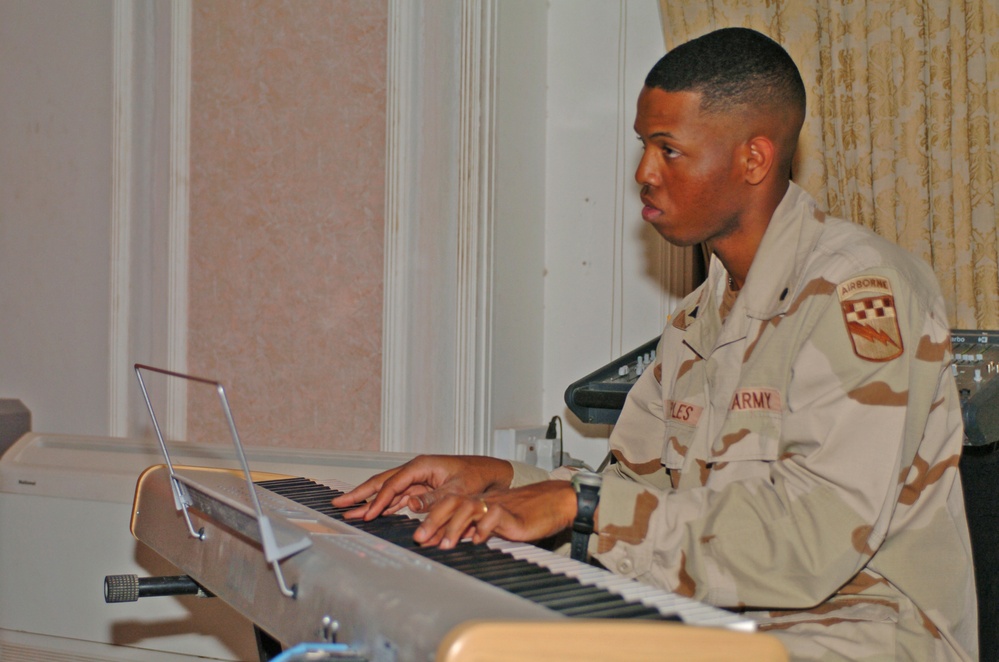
[653,227,700,248]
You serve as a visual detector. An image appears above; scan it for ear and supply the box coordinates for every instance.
[742,136,776,186]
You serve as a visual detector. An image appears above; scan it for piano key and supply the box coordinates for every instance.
[516,582,610,601]
[475,573,582,593]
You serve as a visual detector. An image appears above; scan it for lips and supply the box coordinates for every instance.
[641,202,662,222]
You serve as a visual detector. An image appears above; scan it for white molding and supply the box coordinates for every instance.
[453,0,497,456]
[109,0,134,437]
[382,1,498,455]
[610,0,628,355]
[166,0,191,440]
[380,0,417,453]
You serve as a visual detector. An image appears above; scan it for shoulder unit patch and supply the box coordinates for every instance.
[837,275,903,362]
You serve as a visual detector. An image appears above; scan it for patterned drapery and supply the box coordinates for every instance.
[657,0,999,328]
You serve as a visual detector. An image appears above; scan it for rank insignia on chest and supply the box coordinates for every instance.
[837,276,904,362]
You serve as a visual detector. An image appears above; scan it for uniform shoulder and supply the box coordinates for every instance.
[810,215,941,301]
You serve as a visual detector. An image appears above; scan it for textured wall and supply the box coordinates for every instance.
[188,1,386,450]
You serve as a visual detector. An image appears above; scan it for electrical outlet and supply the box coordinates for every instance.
[493,426,548,466]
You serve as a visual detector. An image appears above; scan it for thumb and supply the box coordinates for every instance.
[409,490,444,512]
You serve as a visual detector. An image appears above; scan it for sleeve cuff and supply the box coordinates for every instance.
[508,461,552,488]
[590,474,660,579]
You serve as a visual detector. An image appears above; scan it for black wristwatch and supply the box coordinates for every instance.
[570,471,602,562]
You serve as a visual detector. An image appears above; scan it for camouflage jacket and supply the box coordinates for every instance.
[557,184,976,660]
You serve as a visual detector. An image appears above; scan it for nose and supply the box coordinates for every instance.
[635,148,658,188]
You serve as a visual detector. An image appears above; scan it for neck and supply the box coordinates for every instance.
[711,179,790,289]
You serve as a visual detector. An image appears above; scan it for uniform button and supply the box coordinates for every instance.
[617,559,634,574]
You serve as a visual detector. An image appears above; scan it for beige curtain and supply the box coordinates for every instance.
[657,0,999,329]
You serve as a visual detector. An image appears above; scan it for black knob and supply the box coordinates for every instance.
[104,574,210,603]
[104,574,140,603]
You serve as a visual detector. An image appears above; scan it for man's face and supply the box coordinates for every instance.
[634,86,748,248]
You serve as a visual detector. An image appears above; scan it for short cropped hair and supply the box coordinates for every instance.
[645,27,805,117]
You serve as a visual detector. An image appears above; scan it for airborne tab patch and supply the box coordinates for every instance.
[838,276,903,362]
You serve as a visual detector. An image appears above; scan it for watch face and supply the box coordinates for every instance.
[572,470,603,490]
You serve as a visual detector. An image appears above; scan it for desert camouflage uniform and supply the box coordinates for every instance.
[516,183,978,661]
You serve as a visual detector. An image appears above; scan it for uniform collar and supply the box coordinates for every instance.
[719,182,825,321]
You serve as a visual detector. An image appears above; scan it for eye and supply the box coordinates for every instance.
[636,136,681,159]
[657,140,684,158]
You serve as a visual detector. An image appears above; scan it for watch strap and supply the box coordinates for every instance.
[569,471,602,562]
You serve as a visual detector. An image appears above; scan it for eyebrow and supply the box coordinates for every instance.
[636,130,678,140]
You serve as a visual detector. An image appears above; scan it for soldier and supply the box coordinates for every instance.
[334,27,977,661]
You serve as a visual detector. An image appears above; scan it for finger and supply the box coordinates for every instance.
[420,521,476,549]
[416,526,449,548]
[436,498,489,550]
[331,467,399,507]
[409,470,486,513]
[408,488,449,513]
[380,488,435,516]
[413,495,467,547]
[360,473,424,520]
[380,495,414,516]
[331,482,378,507]
[341,492,407,520]
[471,502,505,544]
[459,499,491,543]
[333,459,437,518]
[340,504,370,520]
[343,483,433,520]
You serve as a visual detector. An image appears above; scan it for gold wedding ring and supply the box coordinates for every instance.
[479,499,489,516]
